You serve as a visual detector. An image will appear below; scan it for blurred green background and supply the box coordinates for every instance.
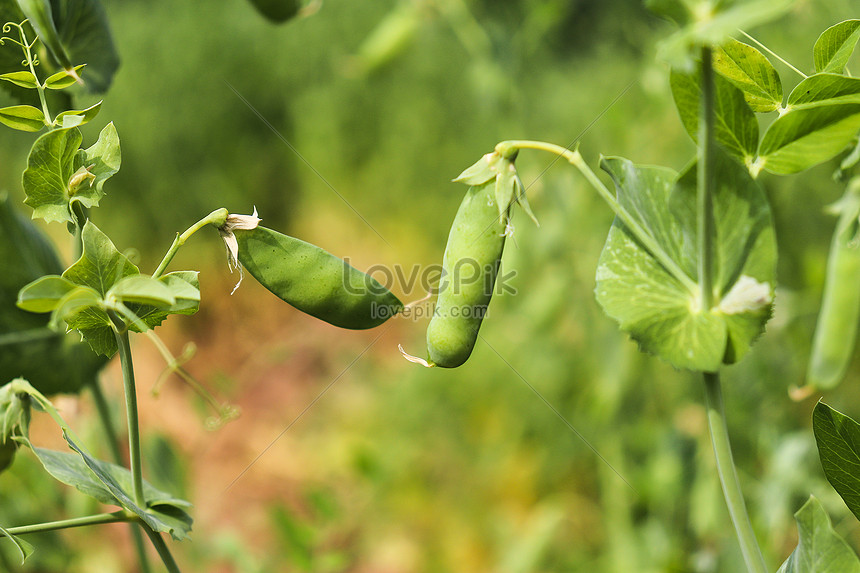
[2,0,860,571]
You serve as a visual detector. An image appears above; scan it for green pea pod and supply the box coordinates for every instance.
[426,181,507,367]
[235,226,402,329]
[808,178,860,390]
[246,0,301,23]
[16,0,73,71]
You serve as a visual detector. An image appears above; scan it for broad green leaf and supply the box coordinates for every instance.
[657,0,794,68]
[108,275,176,308]
[0,70,38,89]
[43,64,85,89]
[0,104,45,132]
[787,74,860,108]
[0,194,105,394]
[758,103,860,174]
[30,445,193,540]
[595,150,775,371]
[78,120,119,202]
[814,20,860,75]
[671,67,759,163]
[62,221,139,296]
[21,127,81,223]
[48,286,103,329]
[813,402,860,521]
[16,0,73,69]
[130,271,201,331]
[59,221,138,355]
[16,275,77,312]
[713,38,782,112]
[807,180,860,390]
[49,0,119,93]
[0,524,34,564]
[54,100,102,129]
[777,496,860,573]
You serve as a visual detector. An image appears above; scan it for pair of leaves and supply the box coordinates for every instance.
[594,150,775,372]
[671,21,860,176]
[17,222,200,356]
[22,121,118,224]
[0,98,101,132]
[0,193,106,394]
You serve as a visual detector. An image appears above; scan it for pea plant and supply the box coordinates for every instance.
[2,0,860,572]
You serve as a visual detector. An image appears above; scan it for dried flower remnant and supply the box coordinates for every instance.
[217,208,261,293]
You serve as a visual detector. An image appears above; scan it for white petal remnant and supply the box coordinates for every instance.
[218,207,261,294]
[398,344,434,368]
[718,275,772,315]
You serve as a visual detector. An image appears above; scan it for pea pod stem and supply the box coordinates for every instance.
[703,372,767,573]
[499,139,698,294]
[2,511,132,536]
[153,208,228,278]
[142,526,181,573]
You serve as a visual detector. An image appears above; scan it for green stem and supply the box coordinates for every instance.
[109,313,146,508]
[88,379,152,573]
[698,46,716,310]
[500,139,698,293]
[153,208,228,278]
[703,372,767,573]
[16,30,52,127]
[142,526,181,573]
[71,201,88,260]
[3,512,131,536]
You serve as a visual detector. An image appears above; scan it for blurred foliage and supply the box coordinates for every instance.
[1,0,860,571]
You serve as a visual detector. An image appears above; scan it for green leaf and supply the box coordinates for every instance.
[49,0,119,93]
[777,496,860,573]
[0,104,45,132]
[0,524,34,564]
[713,38,783,112]
[22,127,81,223]
[671,67,759,163]
[30,444,193,540]
[0,70,38,89]
[813,402,860,522]
[78,120,119,201]
[0,194,106,395]
[53,100,101,128]
[594,150,776,371]
[48,286,103,329]
[130,271,201,331]
[43,64,85,89]
[814,20,860,75]
[108,275,175,308]
[59,221,139,355]
[758,102,860,175]
[63,221,139,296]
[16,0,73,69]
[787,74,860,108]
[657,0,794,68]
[16,275,77,312]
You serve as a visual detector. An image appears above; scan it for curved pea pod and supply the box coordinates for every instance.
[426,181,507,367]
[246,0,301,23]
[807,178,860,390]
[234,226,402,329]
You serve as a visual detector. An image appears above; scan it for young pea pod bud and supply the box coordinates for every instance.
[426,180,508,367]
[807,178,860,390]
[233,226,403,330]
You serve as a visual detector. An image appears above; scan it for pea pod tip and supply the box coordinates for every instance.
[398,344,435,368]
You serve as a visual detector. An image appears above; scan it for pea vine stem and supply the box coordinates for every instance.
[698,47,716,310]
[2,511,131,536]
[153,208,228,278]
[703,372,767,573]
[499,139,698,294]
[108,312,146,508]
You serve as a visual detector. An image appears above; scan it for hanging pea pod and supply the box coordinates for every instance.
[807,177,860,390]
[234,226,403,330]
[425,180,509,367]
